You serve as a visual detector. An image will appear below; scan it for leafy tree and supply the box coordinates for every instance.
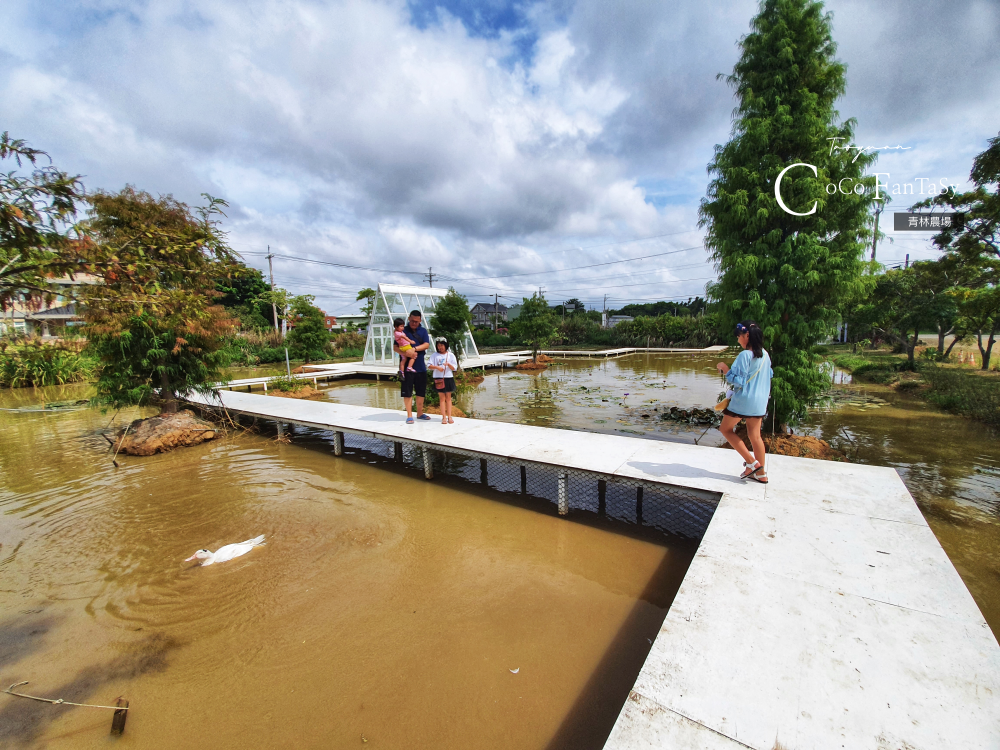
[953,284,1000,369]
[81,187,237,412]
[1,133,86,309]
[429,287,473,364]
[699,0,879,426]
[286,294,328,362]
[510,293,557,363]
[256,286,290,331]
[356,287,377,318]
[558,315,600,344]
[917,131,1000,369]
[216,263,271,330]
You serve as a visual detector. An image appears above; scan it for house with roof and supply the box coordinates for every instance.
[470,302,507,327]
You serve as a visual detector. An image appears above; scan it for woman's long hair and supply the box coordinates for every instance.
[739,320,764,358]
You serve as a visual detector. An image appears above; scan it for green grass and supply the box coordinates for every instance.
[919,365,1000,427]
[832,353,909,384]
[0,343,96,387]
[265,374,307,392]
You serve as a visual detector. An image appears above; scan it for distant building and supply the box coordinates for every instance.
[470,302,507,327]
[324,314,337,331]
[506,303,522,321]
[604,314,634,328]
[1,274,98,338]
[332,314,369,332]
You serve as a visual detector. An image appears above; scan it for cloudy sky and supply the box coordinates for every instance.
[3,0,998,316]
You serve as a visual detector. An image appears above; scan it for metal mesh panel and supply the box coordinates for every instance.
[327,429,720,540]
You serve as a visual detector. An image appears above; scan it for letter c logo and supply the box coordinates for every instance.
[775,163,818,216]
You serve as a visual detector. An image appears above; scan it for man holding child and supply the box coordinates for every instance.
[394,309,431,424]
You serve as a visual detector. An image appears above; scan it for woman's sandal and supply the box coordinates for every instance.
[740,461,761,479]
[749,469,768,484]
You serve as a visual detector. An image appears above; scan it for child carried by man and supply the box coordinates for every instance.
[393,318,418,374]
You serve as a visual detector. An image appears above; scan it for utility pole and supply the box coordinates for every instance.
[603,294,608,329]
[494,292,499,332]
[424,267,436,287]
[905,253,910,269]
[266,246,279,332]
[871,202,883,261]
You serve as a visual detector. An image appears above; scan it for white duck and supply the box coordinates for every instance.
[185,535,266,566]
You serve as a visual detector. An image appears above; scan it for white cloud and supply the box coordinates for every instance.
[2,0,996,312]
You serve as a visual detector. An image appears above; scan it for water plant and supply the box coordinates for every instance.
[0,340,95,387]
[266,374,306,392]
[920,364,1000,427]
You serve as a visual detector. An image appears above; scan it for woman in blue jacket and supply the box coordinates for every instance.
[716,321,773,483]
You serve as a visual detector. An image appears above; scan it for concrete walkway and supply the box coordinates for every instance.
[187,391,1000,749]
[219,345,729,391]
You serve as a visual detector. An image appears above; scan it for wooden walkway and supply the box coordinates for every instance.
[186,390,1000,749]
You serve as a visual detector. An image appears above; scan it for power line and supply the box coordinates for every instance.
[237,244,706,283]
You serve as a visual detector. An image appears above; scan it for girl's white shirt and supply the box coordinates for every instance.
[429,351,458,379]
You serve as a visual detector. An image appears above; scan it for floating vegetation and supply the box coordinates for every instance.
[660,407,722,426]
[0,399,91,413]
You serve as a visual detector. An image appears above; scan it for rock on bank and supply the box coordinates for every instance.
[115,410,217,456]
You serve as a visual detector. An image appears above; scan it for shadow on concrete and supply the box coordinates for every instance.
[627,460,746,485]
[357,412,406,423]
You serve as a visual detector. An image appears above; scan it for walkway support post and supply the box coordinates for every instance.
[276,422,284,438]
[598,479,607,516]
[333,431,344,456]
[422,447,433,479]
[558,473,569,515]
[636,485,644,524]
[394,441,403,463]
[520,465,527,494]
[480,458,488,484]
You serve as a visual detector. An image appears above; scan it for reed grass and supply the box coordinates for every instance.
[0,340,96,387]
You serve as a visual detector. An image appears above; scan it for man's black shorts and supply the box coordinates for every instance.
[400,370,426,398]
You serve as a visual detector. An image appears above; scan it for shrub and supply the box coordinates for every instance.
[831,354,911,384]
[286,295,327,362]
[0,340,96,387]
[266,374,306,392]
[334,346,364,359]
[328,332,366,359]
[474,330,513,348]
[920,365,1000,427]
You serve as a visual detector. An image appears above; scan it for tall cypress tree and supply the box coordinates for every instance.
[700,0,878,426]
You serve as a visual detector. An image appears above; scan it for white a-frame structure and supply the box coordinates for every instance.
[362,284,479,367]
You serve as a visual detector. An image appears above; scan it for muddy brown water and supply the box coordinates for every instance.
[3,353,999,747]
[323,353,1000,634]
[0,383,689,749]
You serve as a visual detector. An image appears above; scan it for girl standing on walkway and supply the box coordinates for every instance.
[716,321,773,483]
[429,338,458,424]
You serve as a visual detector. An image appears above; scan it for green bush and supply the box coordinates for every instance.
[266,374,305,392]
[920,365,1000,427]
[473,330,512,348]
[329,332,366,357]
[0,341,95,388]
[611,313,724,348]
[333,346,364,359]
[832,354,911,383]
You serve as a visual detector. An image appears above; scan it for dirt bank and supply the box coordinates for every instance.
[266,386,322,400]
[724,423,846,461]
